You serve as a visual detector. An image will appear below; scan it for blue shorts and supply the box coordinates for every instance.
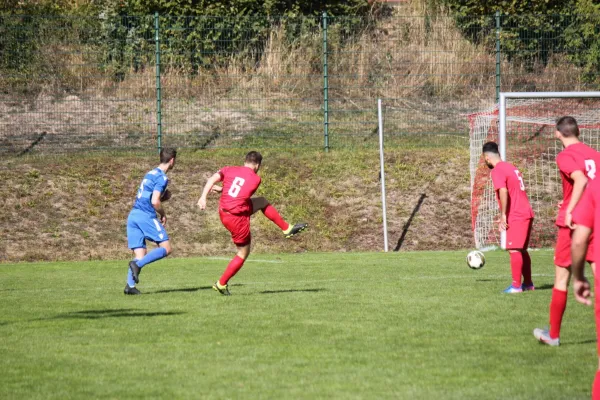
[127,209,169,250]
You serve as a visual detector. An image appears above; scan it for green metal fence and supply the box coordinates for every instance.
[1,12,599,155]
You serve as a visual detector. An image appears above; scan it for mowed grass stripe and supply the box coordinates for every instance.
[0,250,595,399]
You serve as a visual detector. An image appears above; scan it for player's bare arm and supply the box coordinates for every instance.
[498,187,509,231]
[566,170,588,228]
[571,224,592,306]
[198,172,223,210]
[151,190,167,225]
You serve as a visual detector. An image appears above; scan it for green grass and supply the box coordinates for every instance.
[0,250,596,399]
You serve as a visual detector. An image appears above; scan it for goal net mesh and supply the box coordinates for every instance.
[469,97,600,249]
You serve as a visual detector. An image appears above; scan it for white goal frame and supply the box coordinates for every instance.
[497,91,600,249]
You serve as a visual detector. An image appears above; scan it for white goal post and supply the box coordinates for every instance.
[469,92,600,250]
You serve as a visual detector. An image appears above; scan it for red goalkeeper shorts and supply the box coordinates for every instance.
[554,226,594,267]
[506,219,533,250]
[219,208,251,246]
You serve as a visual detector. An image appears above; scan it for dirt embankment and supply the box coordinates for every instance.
[0,148,473,262]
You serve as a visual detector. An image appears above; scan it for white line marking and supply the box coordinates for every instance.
[0,274,556,293]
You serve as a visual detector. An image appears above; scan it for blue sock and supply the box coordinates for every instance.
[127,258,139,288]
[137,247,168,268]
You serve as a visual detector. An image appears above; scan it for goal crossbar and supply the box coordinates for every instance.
[499,92,600,162]
[470,92,600,250]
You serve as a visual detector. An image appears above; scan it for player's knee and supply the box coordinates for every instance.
[253,197,268,211]
[161,242,173,255]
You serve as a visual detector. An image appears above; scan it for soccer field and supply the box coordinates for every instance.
[0,250,596,399]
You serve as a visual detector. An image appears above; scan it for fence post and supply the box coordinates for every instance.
[155,12,162,153]
[495,11,501,103]
[322,11,329,152]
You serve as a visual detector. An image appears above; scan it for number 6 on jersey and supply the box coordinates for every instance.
[228,177,245,197]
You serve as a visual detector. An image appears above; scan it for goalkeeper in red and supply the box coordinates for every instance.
[483,141,534,293]
[534,116,600,346]
[197,151,307,295]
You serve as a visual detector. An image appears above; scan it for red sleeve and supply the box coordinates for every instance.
[556,152,581,177]
[572,186,595,228]
[490,168,506,191]
[218,166,228,180]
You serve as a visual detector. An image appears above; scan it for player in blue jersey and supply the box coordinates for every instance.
[124,148,177,295]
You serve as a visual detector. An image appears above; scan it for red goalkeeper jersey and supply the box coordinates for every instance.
[490,161,534,223]
[556,142,600,227]
[218,166,261,214]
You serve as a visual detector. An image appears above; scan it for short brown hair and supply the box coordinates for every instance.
[160,147,177,163]
[556,116,579,138]
[245,151,262,165]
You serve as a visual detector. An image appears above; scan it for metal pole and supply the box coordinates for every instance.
[155,12,162,153]
[322,11,329,152]
[495,11,501,104]
[378,99,389,252]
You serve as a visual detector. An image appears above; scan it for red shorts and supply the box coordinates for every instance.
[506,219,533,250]
[219,209,251,246]
[554,226,594,267]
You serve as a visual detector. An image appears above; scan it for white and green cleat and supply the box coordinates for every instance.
[533,328,560,346]
[284,223,308,238]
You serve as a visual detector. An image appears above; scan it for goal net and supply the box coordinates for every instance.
[469,92,600,249]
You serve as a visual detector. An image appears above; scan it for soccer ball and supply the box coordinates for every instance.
[466,250,485,269]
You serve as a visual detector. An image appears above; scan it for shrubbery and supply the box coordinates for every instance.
[440,0,600,83]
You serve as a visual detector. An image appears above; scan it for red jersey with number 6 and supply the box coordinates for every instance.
[218,166,261,214]
[491,161,534,224]
[556,142,600,227]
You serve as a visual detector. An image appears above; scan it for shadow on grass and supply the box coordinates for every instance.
[394,193,427,252]
[150,286,213,294]
[259,288,326,295]
[564,338,597,346]
[49,309,185,320]
[534,284,554,291]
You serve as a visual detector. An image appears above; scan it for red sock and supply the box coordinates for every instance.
[509,251,523,288]
[262,204,289,231]
[522,251,532,285]
[219,256,245,285]
[593,371,600,400]
[549,288,568,339]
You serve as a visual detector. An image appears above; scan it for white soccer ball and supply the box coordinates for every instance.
[466,250,485,270]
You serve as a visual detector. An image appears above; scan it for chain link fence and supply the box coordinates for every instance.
[1,12,599,155]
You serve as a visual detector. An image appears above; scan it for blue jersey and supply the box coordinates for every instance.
[132,167,169,216]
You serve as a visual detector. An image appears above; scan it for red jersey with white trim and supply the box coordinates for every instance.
[218,166,261,214]
[490,161,534,223]
[556,142,600,227]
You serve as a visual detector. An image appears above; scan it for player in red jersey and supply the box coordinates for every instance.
[197,151,308,295]
[483,142,535,293]
[570,177,600,398]
[534,116,600,346]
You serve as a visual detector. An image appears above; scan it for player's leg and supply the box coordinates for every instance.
[132,217,171,270]
[505,250,524,293]
[214,211,251,295]
[594,362,600,400]
[522,219,534,290]
[125,214,146,294]
[534,227,571,346]
[504,219,530,293]
[549,267,572,336]
[594,271,600,399]
[521,251,534,289]
[215,243,251,296]
[251,196,307,238]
